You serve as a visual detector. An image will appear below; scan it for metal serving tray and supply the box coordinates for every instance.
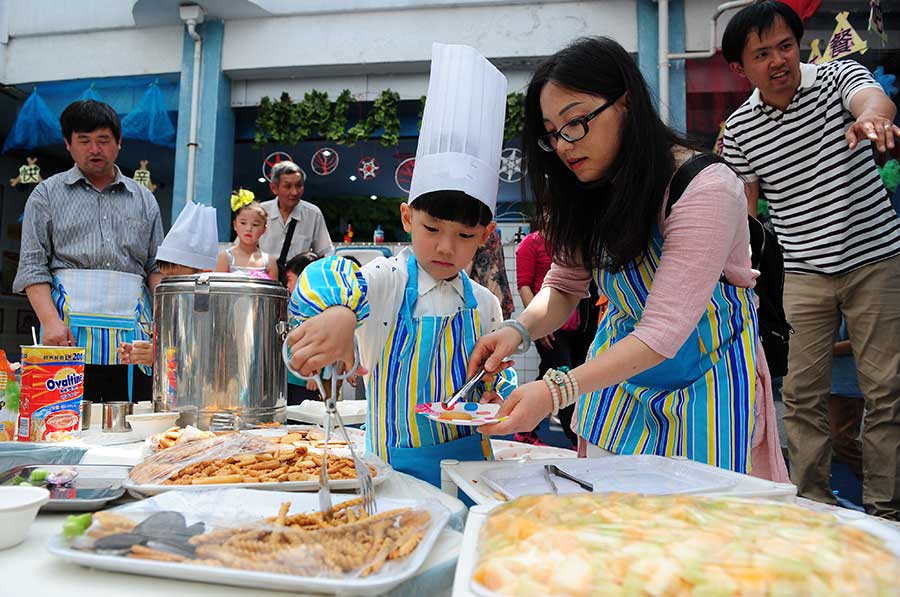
[0,463,131,511]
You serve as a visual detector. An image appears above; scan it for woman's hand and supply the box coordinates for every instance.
[466,325,522,379]
[478,380,554,436]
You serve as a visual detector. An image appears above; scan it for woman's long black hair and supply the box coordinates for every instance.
[524,36,699,271]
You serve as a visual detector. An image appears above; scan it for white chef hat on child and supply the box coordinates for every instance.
[408,43,508,216]
[155,201,219,271]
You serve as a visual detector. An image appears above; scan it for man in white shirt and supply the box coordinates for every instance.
[258,161,334,281]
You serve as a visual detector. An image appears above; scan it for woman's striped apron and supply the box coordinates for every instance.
[577,228,759,473]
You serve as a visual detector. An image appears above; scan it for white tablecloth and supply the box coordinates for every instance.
[0,432,468,596]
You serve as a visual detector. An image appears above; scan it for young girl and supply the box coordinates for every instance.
[216,201,278,280]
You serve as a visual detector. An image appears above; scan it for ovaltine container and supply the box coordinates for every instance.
[17,346,85,442]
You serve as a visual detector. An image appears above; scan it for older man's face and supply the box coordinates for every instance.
[270,172,304,212]
[66,128,120,183]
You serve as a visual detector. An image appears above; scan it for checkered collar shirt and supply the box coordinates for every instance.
[13,164,164,293]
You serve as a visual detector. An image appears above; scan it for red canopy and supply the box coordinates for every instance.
[780,0,821,22]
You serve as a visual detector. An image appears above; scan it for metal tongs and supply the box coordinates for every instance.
[442,359,513,410]
[544,464,593,492]
[442,369,488,410]
[282,338,376,516]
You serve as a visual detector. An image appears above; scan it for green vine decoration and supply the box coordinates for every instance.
[417,95,427,131]
[344,89,401,147]
[254,92,305,146]
[322,90,353,143]
[254,89,522,148]
[254,89,401,148]
[504,92,525,141]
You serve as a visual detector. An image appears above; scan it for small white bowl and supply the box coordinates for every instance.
[0,486,50,550]
[125,412,181,439]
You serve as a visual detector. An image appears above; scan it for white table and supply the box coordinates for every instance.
[0,433,468,596]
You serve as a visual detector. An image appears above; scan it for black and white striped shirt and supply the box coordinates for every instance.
[723,60,900,276]
[13,165,163,292]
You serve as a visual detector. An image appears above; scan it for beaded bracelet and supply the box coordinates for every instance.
[542,372,561,415]
[541,370,556,413]
[561,366,581,406]
[544,368,582,414]
[543,368,570,415]
[570,372,581,404]
[562,371,575,407]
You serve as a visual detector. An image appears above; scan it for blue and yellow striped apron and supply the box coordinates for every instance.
[370,255,491,486]
[50,269,153,399]
[577,228,758,473]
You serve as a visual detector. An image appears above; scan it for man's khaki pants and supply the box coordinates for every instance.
[782,254,900,520]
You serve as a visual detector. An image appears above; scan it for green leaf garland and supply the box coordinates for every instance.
[254,89,526,149]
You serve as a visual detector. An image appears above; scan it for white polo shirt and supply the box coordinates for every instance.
[355,248,503,377]
[258,198,334,260]
[723,60,900,276]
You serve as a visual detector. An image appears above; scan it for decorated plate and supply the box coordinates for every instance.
[415,402,505,427]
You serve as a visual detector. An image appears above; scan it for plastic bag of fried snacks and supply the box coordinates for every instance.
[129,431,378,487]
[147,425,216,452]
[71,489,443,582]
[129,433,276,485]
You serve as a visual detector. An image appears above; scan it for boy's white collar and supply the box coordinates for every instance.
[412,254,465,300]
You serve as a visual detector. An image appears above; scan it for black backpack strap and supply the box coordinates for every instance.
[665,153,726,218]
[276,218,298,283]
[747,215,766,271]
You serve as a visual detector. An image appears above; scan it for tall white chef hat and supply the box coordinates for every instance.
[408,43,507,216]
[155,201,219,271]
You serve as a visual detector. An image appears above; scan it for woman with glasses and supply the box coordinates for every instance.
[470,37,787,480]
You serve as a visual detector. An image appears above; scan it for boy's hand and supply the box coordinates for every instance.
[117,342,133,364]
[287,307,365,377]
[118,341,153,366]
[479,391,502,405]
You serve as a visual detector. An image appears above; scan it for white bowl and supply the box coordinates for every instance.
[0,486,50,550]
[125,412,181,439]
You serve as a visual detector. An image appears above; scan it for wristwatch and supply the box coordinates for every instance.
[497,319,531,353]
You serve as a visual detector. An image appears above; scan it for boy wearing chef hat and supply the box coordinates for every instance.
[285,43,516,486]
[119,201,219,365]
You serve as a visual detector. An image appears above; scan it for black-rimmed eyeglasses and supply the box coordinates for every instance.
[538,96,621,152]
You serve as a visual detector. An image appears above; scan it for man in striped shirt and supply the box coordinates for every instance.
[722,1,900,520]
[13,100,163,403]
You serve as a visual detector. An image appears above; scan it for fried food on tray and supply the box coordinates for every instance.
[162,448,373,485]
[117,499,431,578]
[473,493,900,596]
[130,432,376,486]
[152,426,215,450]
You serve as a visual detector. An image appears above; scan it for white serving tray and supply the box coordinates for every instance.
[489,439,576,461]
[285,400,368,426]
[440,456,797,506]
[124,455,392,497]
[482,455,745,499]
[451,501,900,597]
[48,489,450,596]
